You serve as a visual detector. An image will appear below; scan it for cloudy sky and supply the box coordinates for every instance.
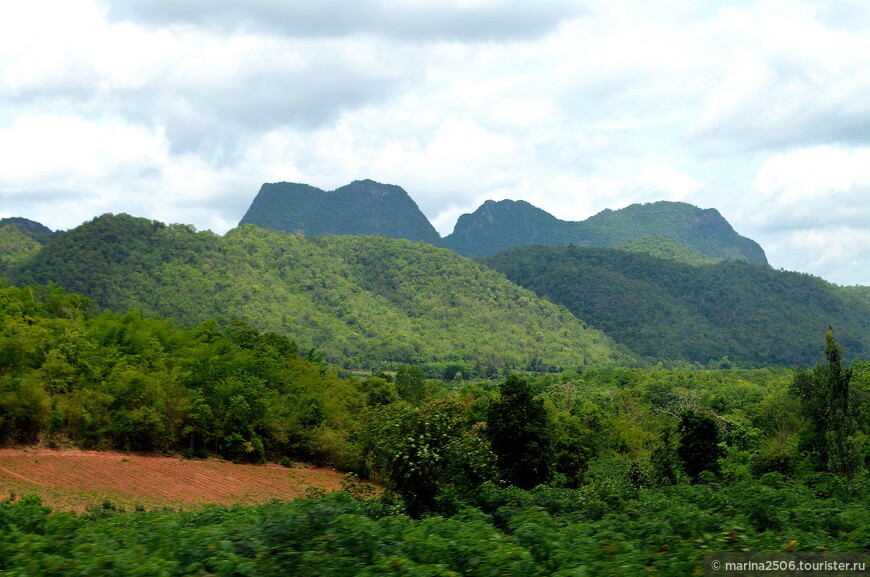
[2,0,869,285]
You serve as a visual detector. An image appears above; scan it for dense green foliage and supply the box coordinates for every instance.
[487,375,552,489]
[481,244,870,366]
[443,199,767,263]
[677,409,723,481]
[791,330,862,478]
[2,198,869,573]
[0,225,42,271]
[441,199,578,257]
[0,217,58,245]
[580,201,766,264]
[0,281,363,465]
[2,475,870,576]
[1,280,869,572]
[843,285,870,309]
[240,180,442,244]
[7,214,633,373]
[616,236,715,266]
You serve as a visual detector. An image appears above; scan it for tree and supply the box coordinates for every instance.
[394,364,426,405]
[791,329,860,477]
[677,409,722,481]
[650,425,679,486]
[183,387,215,452]
[487,375,552,489]
[370,399,472,518]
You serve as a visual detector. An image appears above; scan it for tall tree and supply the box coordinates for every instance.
[370,399,486,518]
[677,409,722,481]
[791,329,860,478]
[487,374,552,489]
[394,364,426,405]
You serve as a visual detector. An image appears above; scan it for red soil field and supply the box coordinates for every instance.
[0,447,348,512]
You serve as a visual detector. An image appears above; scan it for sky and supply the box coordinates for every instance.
[2,0,870,285]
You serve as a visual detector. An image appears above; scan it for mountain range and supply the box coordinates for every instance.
[4,213,634,373]
[4,180,868,368]
[240,180,768,264]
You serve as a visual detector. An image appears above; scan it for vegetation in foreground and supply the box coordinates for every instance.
[1,281,869,574]
[2,470,869,575]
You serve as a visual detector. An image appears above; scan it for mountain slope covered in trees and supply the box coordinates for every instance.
[443,198,768,262]
[238,179,768,263]
[6,214,633,372]
[0,224,42,270]
[481,245,870,367]
[0,218,59,273]
[0,217,58,244]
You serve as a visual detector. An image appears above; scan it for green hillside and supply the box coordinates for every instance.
[842,285,870,309]
[581,201,767,263]
[0,217,57,244]
[481,245,870,367]
[7,214,634,372]
[443,199,768,263]
[0,218,59,274]
[440,199,577,256]
[615,236,715,266]
[0,225,42,271]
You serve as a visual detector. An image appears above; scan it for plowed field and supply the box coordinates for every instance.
[0,448,347,512]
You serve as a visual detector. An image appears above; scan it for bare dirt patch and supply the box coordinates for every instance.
[0,447,348,512]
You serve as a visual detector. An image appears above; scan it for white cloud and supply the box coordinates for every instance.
[639,163,704,202]
[755,146,870,204]
[0,114,245,233]
[2,0,870,285]
[688,0,870,153]
[738,146,870,284]
[764,226,870,287]
[107,0,584,41]
[0,115,166,187]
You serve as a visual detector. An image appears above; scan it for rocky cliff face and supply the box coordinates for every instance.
[239,180,767,265]
[443,199,768,264]
[239,179,441,244]
[440,200,569,257]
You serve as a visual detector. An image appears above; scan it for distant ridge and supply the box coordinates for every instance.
[239,180,768,265]
[441,199,768,264]
[0,217,58,272]
[239,180,441,244]
[0,217,57,244]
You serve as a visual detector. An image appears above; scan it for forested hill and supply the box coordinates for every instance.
[0,224,42,270]
[7,213,634,372]
[0,218,59,271]
[0,217,57,244]
[443,199,767,263]
[238,179,767,264]
[239,180,441,244]
[481,245,870,367]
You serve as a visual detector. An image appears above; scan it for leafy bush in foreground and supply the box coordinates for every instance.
[2,471,869,576]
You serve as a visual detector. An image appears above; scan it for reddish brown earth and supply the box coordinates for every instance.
[0,447,347,512]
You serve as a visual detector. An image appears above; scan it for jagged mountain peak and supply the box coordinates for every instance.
[240,180,440,244]
[238,180,767,265]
